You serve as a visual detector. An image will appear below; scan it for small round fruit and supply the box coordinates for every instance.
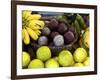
[45,59,59,68]
[22,51,31,68]
[53,35,64,47]
[64,31,75,44]
[50,31,59,39]
[73,48,87,63]
[28,59,44,68]
[42,27,51,36]
[74,63,84,67]
[58,50,74,67]
[36,46,51,61]
[53,56,58,61]
[83,57,90,66]
[38,36,48,46]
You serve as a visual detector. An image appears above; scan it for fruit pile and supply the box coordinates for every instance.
[22,11,90,69]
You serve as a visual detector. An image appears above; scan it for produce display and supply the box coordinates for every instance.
[22,10,90,69]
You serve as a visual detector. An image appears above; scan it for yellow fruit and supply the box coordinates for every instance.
[22,51,31,68]
[27,14,41,20]
[83,57,90,66]
[73,48,87,63]
[34,30,41,35]
[23,28,30,45]
[22,10,31,19]
[74,63,84,67]
[26,27,38,40]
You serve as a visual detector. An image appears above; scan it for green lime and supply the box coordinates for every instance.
[83,57,90,66]
[36,46,51,61]
[73,48,87,63]
[58,50,74,67]
[22,51,31,68]
[45,59,59,68]
[28,59,44,68]
[74,63,84,67]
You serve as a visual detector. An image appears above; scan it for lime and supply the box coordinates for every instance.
[58,50,74,67]
[45,59,59,68]
[83,57,90,66]
[36,46,51,61]
[22,51,31,68]
[28,59,44,68]
[74,63,84,67]
[73,48,87,63]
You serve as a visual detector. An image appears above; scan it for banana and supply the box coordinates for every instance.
[27,14,41,21]
[22,29,25,40]
[26,27,38,40]
[23,28,30,45]
[34,30,41,35]
[22,10,31,19]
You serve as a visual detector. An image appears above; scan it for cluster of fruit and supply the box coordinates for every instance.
[37,18,76,47]
[22,11,90,69]
[22,46,89,68]
[22,11,45,45]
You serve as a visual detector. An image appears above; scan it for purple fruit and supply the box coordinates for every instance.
[48,19,58,29]
[64,31,75,44]
[42,27,51,36]
[38,36,48,46]
[58,23,68,34]
[68,26,75,34]
[53,35,64,47]
[50,31,59,39]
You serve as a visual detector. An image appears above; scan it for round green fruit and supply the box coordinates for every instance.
[22,51,31,68]
[45,59,59,68]
[83,57,90,66]
[74,63,84,67]
[73,48,87,63]
[36,46,51,61]
[28,59,44,68]
[58,50,74,67]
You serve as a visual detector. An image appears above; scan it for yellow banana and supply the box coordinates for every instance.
[26,27,38,40]
[22,29,25,40]
[22,10,31,19]
[27,14,41,21]
[23,28,30,45]
[34,30,41,35]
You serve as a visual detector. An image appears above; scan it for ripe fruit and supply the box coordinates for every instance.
[74,63,84,67]
[28,59,44,68]
[22,51,31,68]
[42,27,51,36]
[36,46,51,61]
[58,50,74,67]
[73,48,87,63]
[38,36,48,46]
[53,35,64,47]
[45,59,59,68]
[83,57,90,66]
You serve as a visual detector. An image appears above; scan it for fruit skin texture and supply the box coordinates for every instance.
[73,48,87,63]
[36,46,51,61]
[58,50,74,67]
[22,28,30,45]
[22,51,31,68]
[83,57,90,66]
[28,59,44,68]
[82,28,90,48]
[74,63,84,67]
[53,35,64,47]
[45,59,59,68]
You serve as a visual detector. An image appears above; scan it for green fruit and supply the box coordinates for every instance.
[83,57,90,66]
[22,51,31,68]
[74,63,84,67]
[73,48,87,63]
[36,46,51,61]
[58,50,74,67]
[45,59,59,68]
[28,59,44,68]
[53,56,58,61]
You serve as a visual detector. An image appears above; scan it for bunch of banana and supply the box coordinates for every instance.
[22,10,45,45]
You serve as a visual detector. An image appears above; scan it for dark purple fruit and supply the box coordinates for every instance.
[50,31,59,39]
[64,31,75,44]
[68,26,75,34]
[42,27,51,36]
[48,18,58,29]
[58,23,68,34]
